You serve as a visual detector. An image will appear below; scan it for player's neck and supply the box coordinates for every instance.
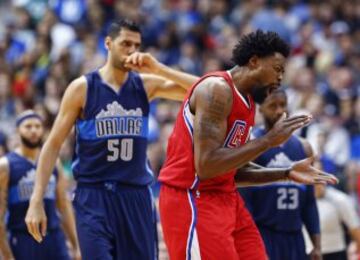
[229,66,259,96]
[17,146,40,162]
[99,63,128,91]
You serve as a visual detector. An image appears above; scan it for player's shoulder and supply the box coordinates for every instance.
[0,155,9,176]
[63,76,87,103]
[193,76,232,100]
[68,76,87,91]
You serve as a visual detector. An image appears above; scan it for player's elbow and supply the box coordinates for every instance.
[45,136,63,153]
[195,157,214,180]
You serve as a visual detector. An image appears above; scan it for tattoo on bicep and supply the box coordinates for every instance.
[197,87,230,140]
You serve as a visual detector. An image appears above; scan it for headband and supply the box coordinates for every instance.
[16,112,43,127]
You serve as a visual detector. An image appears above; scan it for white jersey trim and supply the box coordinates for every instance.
[226,70,250,109]
[183,101,194,141]
[186,190,201,260]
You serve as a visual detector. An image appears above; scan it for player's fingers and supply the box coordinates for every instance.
[126,53,136,65]
[312,178,327,185]
[124,55,131,63]
[274,112,287,124]
[31,220,43,242]
[288,122,306,132]
[312,168,338,184]
[283,117,311,128]
[41,217,47,237]
[138,53,144,66]
[318,174,338,185]
[27,220,42,242]
[283,114,310,123]
[25,218,34,237]
[133,53,141,66]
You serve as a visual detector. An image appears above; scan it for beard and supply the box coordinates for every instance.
[20,136,42,149]
[251,85,270,104]
[111,55,129,71]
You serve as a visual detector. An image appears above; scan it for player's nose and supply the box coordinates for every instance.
[128,45,137,55]
[275,108,284,118]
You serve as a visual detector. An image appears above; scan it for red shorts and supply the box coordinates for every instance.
[159,184,267,260]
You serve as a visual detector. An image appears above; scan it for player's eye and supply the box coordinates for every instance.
[121,41,131,47]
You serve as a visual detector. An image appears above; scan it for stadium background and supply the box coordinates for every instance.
[0,0,359,259]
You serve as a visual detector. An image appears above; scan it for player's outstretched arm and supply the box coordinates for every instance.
[0,157,14,260]
[141,73,193,101]
[125,52,199,90]
[26,77,85,243]
[192,79,314,180]
[55,161,81,260]
[235,156,338,187]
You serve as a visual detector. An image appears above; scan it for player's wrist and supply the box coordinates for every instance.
[30,194,44,205]
[283,167,291,180]
[155,62,167,75]
[259,135,272,149]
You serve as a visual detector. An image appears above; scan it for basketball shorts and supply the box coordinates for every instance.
[9,228,70,260]
[159,184,267,260]
[258,226,308,260]
[73,182,157,260]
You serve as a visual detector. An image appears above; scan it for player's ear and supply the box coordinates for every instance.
[248,55,259,70]
[105,36,112,51]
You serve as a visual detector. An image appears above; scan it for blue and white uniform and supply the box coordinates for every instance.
[239,127,320,260]
[7,152,69,260]
[72,70,156,260]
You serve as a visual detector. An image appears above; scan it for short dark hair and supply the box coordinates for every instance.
[107,19,141,39]
[232,30,290,66]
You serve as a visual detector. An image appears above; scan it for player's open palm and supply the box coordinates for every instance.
[25,200,47,243]
[289,157,338,185]
[124,52,160,74]
[266,113,312,147]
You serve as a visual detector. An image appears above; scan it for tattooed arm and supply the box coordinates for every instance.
[191,78,315,180]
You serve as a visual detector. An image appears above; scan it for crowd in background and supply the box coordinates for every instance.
[0,0,360,257]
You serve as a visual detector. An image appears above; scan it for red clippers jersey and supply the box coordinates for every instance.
[159,71,255,192]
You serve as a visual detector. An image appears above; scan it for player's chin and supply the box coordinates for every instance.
[114,62,129,72]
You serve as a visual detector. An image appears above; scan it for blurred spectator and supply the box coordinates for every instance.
[0,131,8,157]
[314,183,360,260]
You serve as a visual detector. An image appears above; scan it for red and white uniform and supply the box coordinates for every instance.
[159,71,267,260]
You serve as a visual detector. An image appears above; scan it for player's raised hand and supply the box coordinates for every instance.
[265,112,312,147]
[25,199,47,243]
[288,157,338,185]
[124,52,161,74]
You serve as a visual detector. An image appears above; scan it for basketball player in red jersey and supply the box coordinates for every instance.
[158,30,338,260]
